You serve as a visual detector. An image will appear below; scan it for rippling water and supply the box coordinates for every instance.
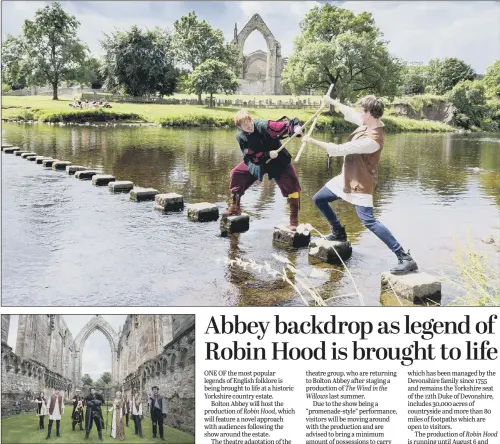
[2,123,499,306]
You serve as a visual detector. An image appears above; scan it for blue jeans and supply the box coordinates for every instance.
[312,186,402,253]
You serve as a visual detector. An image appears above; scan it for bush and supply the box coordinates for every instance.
[481,98,500,131]
[446,80,486,129]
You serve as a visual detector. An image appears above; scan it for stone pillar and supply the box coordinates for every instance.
[1,315,10,345]
[16,315,30,358]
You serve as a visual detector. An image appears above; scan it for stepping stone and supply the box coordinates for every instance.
[66,165,87,175]
[273,225,310,248]
[35,156,50,164]
[3,147,21,154]
[15,151,28,156]
[187,203,219,222]
[109,181,134,193]
[92,174,116,186]
[42,159,58,167]
[75,170,100,180]
[1,144,14,149]
[220,214,250,236]
[130,187,159,202]
[27,155,38,161]
[21,152,37,158]
[381,272,442,304]
[308,237,352,264]
[154,193,184,211]
[52,161,72,170]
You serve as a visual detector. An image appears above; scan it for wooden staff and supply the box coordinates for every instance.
[266,84,334,164]
[294,115,319,162]
[294,84,334,163]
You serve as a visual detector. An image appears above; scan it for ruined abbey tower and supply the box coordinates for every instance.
[232,14,287,94]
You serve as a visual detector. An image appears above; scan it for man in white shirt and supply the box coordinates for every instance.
[45,389,64,439]
[130,389,143,438]
[302,94,418,274]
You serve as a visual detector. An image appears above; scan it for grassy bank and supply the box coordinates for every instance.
[1,95,455,132]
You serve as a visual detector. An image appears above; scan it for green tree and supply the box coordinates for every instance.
[172,11,240,103]
[281,4,402,101]
[100,372,112,385]
[447,80,486,129]
[21,2,88,99]
[1,35,29,90]
[100,26,178,97]
[428,57,475,95]
[81,374,93,386]
[483,60,500,98]
[79,57,105,89]
[400,65,429,95]
[186,59,239,107]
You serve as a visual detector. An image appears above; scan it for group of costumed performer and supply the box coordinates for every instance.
[34,386,170,441]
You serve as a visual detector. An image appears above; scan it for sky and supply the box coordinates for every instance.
[7,315,128,380]
[1,1,499,74]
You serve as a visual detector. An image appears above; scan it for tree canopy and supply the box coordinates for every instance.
[447,80,486,129]
[100,26,178,97]
[483,60,500,99]
[186,59,239,107]
[281,4,402,101]
[172,11,240,102]
[427,57,476,95]
[20,2,88,99]
[81,374,93,386]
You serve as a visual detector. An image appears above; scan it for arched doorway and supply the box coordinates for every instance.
[73,316,119,394]
[232,14,283,94]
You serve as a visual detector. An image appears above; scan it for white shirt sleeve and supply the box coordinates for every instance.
[335,102,364,126]
[325,138,380,157]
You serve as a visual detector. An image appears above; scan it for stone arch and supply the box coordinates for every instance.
[244,50,268,81]
[232,14,283,94]
[73,316,119,393]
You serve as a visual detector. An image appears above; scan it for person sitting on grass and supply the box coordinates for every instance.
[302,94,418,275]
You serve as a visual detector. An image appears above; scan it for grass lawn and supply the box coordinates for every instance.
[1,95,455,132]
[1,412,194,444]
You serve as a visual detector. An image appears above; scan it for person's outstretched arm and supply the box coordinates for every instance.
[302,136,380,157]
[322,96,363,126]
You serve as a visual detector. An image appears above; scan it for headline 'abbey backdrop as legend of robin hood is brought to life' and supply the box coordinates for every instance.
[1,315,195,443]
[1,0,499,307]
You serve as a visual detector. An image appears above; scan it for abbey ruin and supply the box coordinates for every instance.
[1,314,195,434]
[232,14,287,94]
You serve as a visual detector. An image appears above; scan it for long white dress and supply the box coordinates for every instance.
[109,399,125,439]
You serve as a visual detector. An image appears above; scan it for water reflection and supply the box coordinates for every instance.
[2,123,499,306]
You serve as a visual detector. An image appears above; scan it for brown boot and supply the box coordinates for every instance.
[288,197,299,230]
[223,193,242,216]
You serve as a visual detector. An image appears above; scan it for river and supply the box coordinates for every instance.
[2,123,499,306]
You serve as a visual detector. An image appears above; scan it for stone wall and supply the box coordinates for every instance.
[1,315,10,344]
[117,315,173,383]
[1,343,72,418]
[16,315,74,380]
[121,319,195,435]
[81,93,323,108]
